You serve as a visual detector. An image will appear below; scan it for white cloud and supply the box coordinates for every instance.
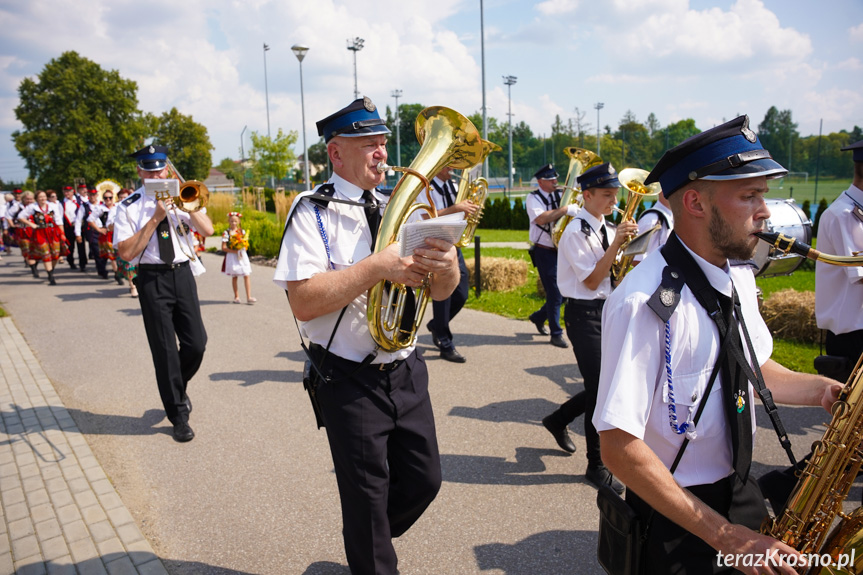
[851,22,863,42]
[835,58,863,71]
[537,0,580,16]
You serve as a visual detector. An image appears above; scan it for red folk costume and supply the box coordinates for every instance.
[21,203,66,262]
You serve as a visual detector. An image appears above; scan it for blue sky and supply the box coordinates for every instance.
[1,0,861,183]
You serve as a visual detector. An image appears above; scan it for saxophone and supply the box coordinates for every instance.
[758,231,863,574]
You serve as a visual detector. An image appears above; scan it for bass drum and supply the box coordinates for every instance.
[751,198,812,277]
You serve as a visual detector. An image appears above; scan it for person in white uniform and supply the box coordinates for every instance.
[593,116,842,574]
[274,97,460,575]
[815,139,863,382]
[634,189,674,262]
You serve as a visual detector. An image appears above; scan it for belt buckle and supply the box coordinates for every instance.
[378,362,389,371]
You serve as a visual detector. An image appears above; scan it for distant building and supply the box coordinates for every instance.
[203,168,237,192]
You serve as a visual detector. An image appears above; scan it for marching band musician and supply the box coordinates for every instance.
[815,139,863,382]
[540,163,637,495]
[61,185,84,270]
[594,116,841,574]
[526,164,569,348]
[274,98,460,575]
[425,165,476,363]
[88,188,122,284]
[79,188,109,278]
[634,188,674,261]
[114,145,213,443]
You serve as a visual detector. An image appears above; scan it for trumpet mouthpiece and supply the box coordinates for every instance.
[376,162,391,173]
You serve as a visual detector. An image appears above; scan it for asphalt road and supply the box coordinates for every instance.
[0,248,856,575]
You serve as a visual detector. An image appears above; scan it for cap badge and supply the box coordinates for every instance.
[148,145,155,154]
[363,96,376,112]
[660,288,675,307]
[740,116,757,143]
[608,165,616,175]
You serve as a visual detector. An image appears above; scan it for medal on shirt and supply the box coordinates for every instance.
[734,389,746,414]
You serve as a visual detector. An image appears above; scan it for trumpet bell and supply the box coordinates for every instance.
[176,181,209,213]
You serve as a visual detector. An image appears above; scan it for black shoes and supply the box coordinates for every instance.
[172,421,195,442]
[440,348,466,363]
[586,464,624,495]
[530,315,548,336]
[542,415,576,453]
[550,335,569,348]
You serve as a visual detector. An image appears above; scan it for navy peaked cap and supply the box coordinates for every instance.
[316,97,391,143]
[841,139,863,163]
[645,115,786,198]
[533,164,558,180]
[130,145,169,172]
[578,162,621,191]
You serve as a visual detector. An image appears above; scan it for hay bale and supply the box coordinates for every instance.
[465,257,528,292]
[761,289,818,343]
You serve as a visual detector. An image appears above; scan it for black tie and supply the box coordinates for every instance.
[551,190,560,210]
[599,225,610,251]
[443,180,456,208]
[157,217,175,264]
[361,190,381,247]
[715,289,753,483]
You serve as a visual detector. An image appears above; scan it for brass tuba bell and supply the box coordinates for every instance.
[552,147,603,247]
[452,139,501,248]
[367,106,484,352]
[609,168,661,282]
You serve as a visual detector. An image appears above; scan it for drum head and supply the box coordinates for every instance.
[751,198,812,278]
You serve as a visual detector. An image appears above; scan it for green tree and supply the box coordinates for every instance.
[248,129,298,186]
[216,157,245,186]
[307,137,329,178]
[151,107,213,181]
[758,107,798,170]
[12,51,145,189]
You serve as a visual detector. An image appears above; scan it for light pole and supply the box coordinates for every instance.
[480,0,488,179]
[292,44,311,191]
[594,102,604,156]
[346,37,364,99]
[240,125,247,187]
[391,89,403,168]
[263,43,271,138]
[503,75,517,193]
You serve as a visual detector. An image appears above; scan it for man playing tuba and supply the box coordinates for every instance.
[273,98,461,575]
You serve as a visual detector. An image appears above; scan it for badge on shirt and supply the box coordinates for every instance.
[160,230,170,240]
[177,222,190,235]
[734,390,746,413]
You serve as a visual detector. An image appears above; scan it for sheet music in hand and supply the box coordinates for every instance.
[398,213,467,258]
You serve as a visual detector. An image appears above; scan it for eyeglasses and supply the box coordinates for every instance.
[104,195,113,199]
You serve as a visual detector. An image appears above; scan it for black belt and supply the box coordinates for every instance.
[138,260,190,271]
[309,343,406,372]
[564,298,605,309]
[533,244,557,251]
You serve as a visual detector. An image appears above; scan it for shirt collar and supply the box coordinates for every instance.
[580,209,605,233]
[846,184,863,206]
[331,172,369,202]
[677,236,734,297]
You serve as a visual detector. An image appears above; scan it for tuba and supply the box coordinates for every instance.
[758,232,863,573]
[609,168,660,282]
[367,106,483,352]
[452,139,501,248]
[552,147,603,247]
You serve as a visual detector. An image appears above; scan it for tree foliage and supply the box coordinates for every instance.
[248,129,298,185]
[13,51,145,189]
[150,107,213,181]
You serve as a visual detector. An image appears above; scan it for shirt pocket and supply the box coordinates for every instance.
[660,366,723,442]
[328,232,372,272]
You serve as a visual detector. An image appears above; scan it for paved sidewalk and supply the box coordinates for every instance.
[0,317,167,575]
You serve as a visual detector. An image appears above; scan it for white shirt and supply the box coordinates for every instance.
[87,204,112,230]
[557,209,614,300]
[74,200,92,236]
[429,176,458,211]
[113,186,197,266]
[273,173,412,364]
[815,184,863,334]
[526,188,562,248]
[594,239,772,487]
[62,196,80,226]
[635,201,674,261]
[18,202,59,226]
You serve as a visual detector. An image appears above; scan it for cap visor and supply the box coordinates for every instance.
[700,158,787,181]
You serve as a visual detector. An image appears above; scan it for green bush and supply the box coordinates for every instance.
[813,198,828,237]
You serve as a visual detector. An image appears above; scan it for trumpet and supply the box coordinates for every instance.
[609,168,661,282]
[151,159,209,262]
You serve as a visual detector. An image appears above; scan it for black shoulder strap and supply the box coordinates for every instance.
[579,218,592,237]
[640,208,670,229]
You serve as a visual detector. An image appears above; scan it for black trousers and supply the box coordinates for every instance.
[84,229,106,276]
[529,246,563,337]
[826,329,863,381]
[135,263,207,424]
[628,474,768,574]
[428,249,468,350]
[64,221,87,268]
[547,299,603,466]
[313,347,441,575]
